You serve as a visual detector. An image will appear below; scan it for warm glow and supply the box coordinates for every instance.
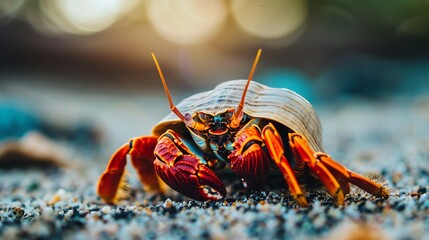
[147,0,227,45]
[231,0,307,39]
[41,0,136,34]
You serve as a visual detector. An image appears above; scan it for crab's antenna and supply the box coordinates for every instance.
[230,48,262,128]
[151,52,205,130]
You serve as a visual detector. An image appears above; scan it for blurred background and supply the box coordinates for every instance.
[1,0,429,161]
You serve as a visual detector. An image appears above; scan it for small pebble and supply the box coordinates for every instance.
[101,206,112,215]
[64,209,74,219]
[11,207,25,219]
[48,188,68,205]
[163,198,173,209]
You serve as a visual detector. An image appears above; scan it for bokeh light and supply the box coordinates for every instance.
[147,0,227,45]
[0,0,24,18]
[231,0,307,39]
[40,0,136,35]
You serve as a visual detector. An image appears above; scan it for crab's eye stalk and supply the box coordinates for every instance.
[230,48,262,129]
[152,52,206,131]
[223,110,234,120]
[198,113,211,123]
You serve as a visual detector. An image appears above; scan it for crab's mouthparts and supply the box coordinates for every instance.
[208,128,228,135]
[208,123,229,135]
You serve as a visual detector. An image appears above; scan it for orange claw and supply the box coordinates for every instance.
[289,133,345,205]
[261,124,308,207]
[97,136,162,204]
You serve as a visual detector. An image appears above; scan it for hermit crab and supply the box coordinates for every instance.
[97,49,389,206]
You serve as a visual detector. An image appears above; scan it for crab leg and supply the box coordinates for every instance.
[289,133,345,205]
[261,124,308,207]
[315,153,389,198]
[289,133,390,204]
[97,136,162,204]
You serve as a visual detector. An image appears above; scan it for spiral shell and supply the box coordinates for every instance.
[152,80,322,151]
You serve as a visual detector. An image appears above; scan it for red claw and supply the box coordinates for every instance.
[154,133,226,201]
[154,155,226,201]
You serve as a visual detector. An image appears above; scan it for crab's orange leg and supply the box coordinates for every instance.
[315,153,389,198]
[97,136,163,204]
[311,152,351,194]
[261,124,308,207]
[289,133,345,205]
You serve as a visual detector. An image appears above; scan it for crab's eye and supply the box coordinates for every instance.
[198,113,211,122]
[219,112,232,120]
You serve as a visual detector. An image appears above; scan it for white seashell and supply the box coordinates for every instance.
[152,80,322,151]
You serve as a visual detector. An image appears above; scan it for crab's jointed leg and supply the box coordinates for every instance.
[261,124,308,207]
[229,123,308,207]
[289,133,345,205]
[289,133,389,204]
[315,153,389,198]
[97,136,163,204]
[153,130,226,201]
